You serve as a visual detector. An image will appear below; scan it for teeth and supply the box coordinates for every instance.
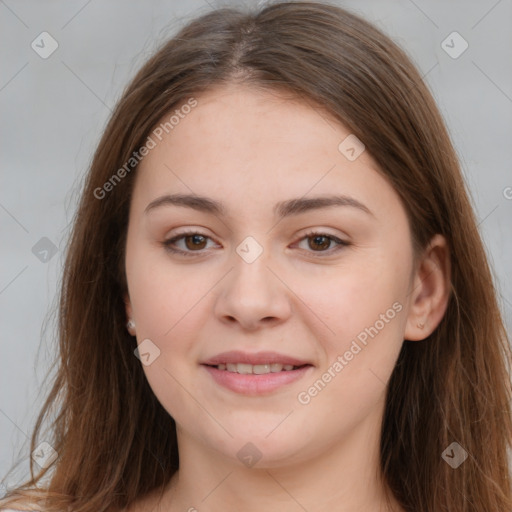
[214,363,301,374]
[253,364,271,374]
[237,363,253,374]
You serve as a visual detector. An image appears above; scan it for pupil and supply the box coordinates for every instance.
[184,235,330,251]
[311,235,329,250]
[187,235,206,249]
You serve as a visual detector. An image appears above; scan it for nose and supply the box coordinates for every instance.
[214,250,292,331]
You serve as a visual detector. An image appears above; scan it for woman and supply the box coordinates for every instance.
[1,1,511,511]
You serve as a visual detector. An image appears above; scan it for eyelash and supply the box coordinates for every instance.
[162,229,350,258]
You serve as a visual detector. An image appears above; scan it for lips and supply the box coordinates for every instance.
[214,362,300,374]
[201,350,312,367]
[200,351,314,395]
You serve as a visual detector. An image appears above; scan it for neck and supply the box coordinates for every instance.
[162,398,403,512]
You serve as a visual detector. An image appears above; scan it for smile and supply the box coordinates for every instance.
[210,363,305,374]
[201,363,313,395]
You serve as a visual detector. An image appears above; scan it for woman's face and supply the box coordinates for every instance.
[124,83,417,467]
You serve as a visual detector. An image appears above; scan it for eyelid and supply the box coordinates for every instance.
[162,229,220,257]
[162,229,350,258]
[293,229,349,257]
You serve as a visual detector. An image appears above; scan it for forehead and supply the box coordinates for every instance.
[132,83,405,224]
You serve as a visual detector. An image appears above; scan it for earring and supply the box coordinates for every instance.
[417,321,425,329]
[126,319,136,333]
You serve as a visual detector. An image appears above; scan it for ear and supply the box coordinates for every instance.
[404,234,451,341]
[124,292,133,319]
[124,292,136,335]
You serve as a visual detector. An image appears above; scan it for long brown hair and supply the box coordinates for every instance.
[2,2,511,511]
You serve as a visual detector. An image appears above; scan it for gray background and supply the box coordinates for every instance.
[1,0,511,489]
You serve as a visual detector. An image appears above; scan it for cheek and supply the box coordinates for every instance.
[295,254,405,342]
[130,276,200,422]
[294,275,405,440]
[292,251,408,413]
[127,243,204,337]
[126,250,213,416]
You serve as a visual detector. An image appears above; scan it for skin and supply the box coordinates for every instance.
[123,83,450,512]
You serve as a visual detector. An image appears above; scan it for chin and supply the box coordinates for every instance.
[216,427,315,469]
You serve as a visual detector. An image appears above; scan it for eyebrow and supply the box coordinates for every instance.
[144,193,374,218]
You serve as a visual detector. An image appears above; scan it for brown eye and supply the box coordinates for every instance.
[162,231,216,257]
[296,231,349,257]
[307,234,332,251]
[163,230,349,258]
[183,234,208,250]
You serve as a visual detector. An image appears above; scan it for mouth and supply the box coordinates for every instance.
[205,362,309,374]
[200,351,314,395]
